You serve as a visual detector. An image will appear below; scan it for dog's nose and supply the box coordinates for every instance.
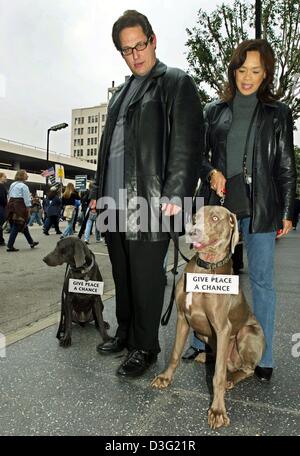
[189,228,202,238]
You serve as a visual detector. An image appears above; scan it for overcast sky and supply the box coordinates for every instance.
[0,0,299,156]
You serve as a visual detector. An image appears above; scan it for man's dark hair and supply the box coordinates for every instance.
[112,10,154,51]
[222,39,278,103]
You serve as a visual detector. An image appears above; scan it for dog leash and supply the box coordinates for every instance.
[161,225,190,326]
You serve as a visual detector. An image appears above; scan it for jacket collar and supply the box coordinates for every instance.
[110,60,167,113]
[215,97,279,110]
[127,60,167,108]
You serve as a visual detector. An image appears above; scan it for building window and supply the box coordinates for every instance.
[102,114,106,122]
[95,115,98,123]
[95,126,97,134]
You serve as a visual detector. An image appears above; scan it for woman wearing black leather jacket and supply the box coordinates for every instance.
[189,39,297,382]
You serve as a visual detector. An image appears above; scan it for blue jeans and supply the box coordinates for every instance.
[84,219,100,242]
[62,212,75,238]
[191,217,276,367]
[239,217,276,367]
[28,212,42,226]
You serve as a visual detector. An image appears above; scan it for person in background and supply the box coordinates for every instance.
[84,199,101,244]
[60,183,79,238]
[6,170,39,252]
[184,39,296,382]
[28,192,43,226]
[72,196,81,233]
[43,187,62,235]
[0,172,8,246]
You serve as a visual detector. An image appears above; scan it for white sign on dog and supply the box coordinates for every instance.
[68,279,104,295]
[186,273,239,295]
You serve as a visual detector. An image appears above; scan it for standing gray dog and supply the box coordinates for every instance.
[151,206,264,429]
[43,236,110,347]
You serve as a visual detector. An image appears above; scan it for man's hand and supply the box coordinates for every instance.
[210,170,227,198]
[161,203,182,216]
[276,219,293,238]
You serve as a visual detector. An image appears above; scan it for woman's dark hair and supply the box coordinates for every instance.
[222,39,278,103]
[112,10,154,51]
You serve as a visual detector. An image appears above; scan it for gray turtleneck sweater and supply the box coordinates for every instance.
[226,91,258,179]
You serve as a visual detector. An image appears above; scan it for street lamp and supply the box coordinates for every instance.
[46,122,68,186]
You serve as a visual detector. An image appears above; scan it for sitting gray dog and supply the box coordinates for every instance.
[43,236,110,347]
[152,206,265,429]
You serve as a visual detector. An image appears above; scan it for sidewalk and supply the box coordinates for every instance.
[0,230,299,436]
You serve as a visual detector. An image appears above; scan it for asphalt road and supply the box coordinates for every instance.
[0,227,299,436]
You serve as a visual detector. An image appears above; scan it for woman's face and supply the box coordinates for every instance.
[235,50,266,96]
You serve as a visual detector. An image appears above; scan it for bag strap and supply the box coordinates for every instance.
[242,102,259,179]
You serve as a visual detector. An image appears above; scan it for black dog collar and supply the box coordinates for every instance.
[196,252,232,270]
[69,254,95,277]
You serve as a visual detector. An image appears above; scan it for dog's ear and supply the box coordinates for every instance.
[229,213,239,254]
[74,240,86,268]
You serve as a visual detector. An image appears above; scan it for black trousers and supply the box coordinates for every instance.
[106,230,169,354]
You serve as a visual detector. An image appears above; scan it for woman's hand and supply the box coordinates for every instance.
[210,170,227,198]
[276,219,293,238]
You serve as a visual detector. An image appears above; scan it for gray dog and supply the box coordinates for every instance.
[43,236,110,347]
[151,206,265,429]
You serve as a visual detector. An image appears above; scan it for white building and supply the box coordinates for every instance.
[70,79,129,164]
[71,103,108,164]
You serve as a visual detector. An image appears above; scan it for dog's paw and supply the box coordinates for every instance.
[194,352,207,364]
[151,374,172,389]
[59,336,72,348]
[226,380,234,390]
[208,407,230,429]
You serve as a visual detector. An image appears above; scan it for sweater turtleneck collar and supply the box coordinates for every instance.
[234,90,258,108]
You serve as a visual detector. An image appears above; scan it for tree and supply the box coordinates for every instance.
[186,0,300,119]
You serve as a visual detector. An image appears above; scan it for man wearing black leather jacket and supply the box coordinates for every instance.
[92,10,203,377]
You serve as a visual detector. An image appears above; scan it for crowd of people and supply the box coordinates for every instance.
[0,171,103,251]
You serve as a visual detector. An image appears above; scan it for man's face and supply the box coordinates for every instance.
[119,26,157,77]
[0,174,7,183]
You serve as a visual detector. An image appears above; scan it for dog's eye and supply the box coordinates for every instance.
[212,216,219,222]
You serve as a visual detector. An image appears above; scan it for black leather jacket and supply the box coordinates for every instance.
[200,99,297,233]
[92,60,204,240]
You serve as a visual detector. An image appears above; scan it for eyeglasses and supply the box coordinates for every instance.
[120,37,152,57]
